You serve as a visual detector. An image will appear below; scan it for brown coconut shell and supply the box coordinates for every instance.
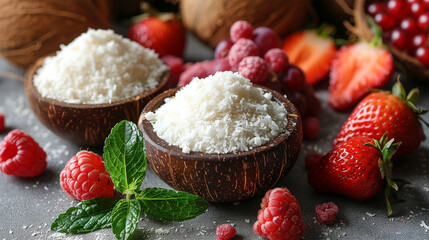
[180,0,312,48]
[340,0,429,81]
[0,0,112,70]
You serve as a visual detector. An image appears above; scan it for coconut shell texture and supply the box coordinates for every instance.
[0,0,111,70]
[180,0,311,48]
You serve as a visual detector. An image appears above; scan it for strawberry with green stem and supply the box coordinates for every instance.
[51,121,207,239]
[334,81,428,159]
[308,133,404,216]
[282,24,337,85]
[328,18,394,111]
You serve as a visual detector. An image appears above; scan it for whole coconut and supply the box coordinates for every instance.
[180,0,311,48]
[0,0,111,70]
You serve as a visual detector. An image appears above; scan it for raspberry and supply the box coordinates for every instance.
[216,224,236,240]
[303,117,320,140]
[0,113,4,132]
[238,56,269,83]
[161,55,184,88]
[178,63,209,87]
[230,20,254,42]
[228,38,260,67]
[315,202,339,225]
[0,129,46,177]
[253,188,305,240]
[264,48,289,72]
[305,153,323,169]
[60,150,114,201]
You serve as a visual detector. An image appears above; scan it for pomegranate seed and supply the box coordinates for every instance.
[374,12,395,31]
[410,2,425,17]
[415,46,429,66]
[390,29,409,50]
[400,18,418,34]
[367,3,387,16]
[388,0,409,17]
[418,12,429,32]
[412,34,427,48]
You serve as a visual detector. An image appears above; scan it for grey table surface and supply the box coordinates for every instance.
[0,34,429,240]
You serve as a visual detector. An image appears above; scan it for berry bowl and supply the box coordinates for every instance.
[24,56,169,147]
[138,86,302,203]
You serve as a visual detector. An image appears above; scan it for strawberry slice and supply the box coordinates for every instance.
[282,27,336,85]
[328,41,394,111]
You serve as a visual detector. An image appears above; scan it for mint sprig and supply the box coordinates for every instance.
[52,120,208,239]
[51,197,117,233]
[137,188,208,222]
[103,120,147,194]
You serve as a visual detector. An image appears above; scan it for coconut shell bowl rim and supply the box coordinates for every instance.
[138,85,301,161]
[25,56,170,109]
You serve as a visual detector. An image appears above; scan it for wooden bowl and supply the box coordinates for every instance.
[138,86,302,202]
[24,56,169,147]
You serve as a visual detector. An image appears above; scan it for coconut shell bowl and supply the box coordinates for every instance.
[138,86,302,203]
[24,56,169,147]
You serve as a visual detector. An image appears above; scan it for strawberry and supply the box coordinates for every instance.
[308,134,402,216]
[128,13,186,58]
[328,41,394,111]
[334,81,427,159]
[282,25,337,85]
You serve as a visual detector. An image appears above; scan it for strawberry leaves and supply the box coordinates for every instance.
[52,121,208,239]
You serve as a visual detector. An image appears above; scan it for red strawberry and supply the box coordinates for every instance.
[128,14,186,58]
[334,81,427,159]
[282,26,337,85]
[328,41,394,111]
[308,134,402,216]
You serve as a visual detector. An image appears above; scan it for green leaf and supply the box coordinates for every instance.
[103,120,147,194]
[406,88,420,105]
[111,199,141,240]
[136,188,208,222]
[51,197,118,233]
[392,81,406,100]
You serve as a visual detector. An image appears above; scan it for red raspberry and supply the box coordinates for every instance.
[228,38,260,67]
[305,153,323,169]
[230,20,254,42]
[238,56,269,83]
[302,117,320,140]
[162,55,184,89]
[60,150,114,201]
[0,113,4,132]
[315,202,339,225]
[216,224,236,240]
[253,188,305,240]
[0,129,46,177]
[264,48,289,72]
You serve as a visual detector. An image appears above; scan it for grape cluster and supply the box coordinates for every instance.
[368,0,429,66]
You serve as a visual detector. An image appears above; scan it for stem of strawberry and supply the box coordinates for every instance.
[364,132,404,216]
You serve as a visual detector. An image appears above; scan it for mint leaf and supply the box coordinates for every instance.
[103,120,146,194]
[136,188,208,222]
[111,199,141,240]
[51,197,117,233]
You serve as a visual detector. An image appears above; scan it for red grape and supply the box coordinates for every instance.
[214,38,234,59]
[252,27,281,56]
[303,117,320,140]
[281,66,307,92]
[288,91,306,116]
[415,46,429,66]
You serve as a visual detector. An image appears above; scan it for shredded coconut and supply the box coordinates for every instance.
[34,29,167,104]
[145,71,288,154]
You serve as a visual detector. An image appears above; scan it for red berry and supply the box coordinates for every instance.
[264,48,289,72]
[374,12,395,31]
[215,38,234,59]
[253,188,305,240]
[305,153,323,169]
[412,34,427,48]
[161,55,184,89]
[390,28,409,50]
[315,202,339,225]
[367,2,387,16]
[400,18,418,34]
[302,84,321,117]
[230,20,253,42]
[0,129,46,177]
[424,0,429,9]
[60,150,114,201]
[417,12,429,31]
[0,113,4,132]
[288,92,306,116]
[253,27,281,56]
[238,56,269,83]
[303,117,320,140]
[415,46,429,66]
[281,66,306,92]
[387,0,408,17]
[410,2,425,17]
[216,224,236,240]
[228,38,259,67]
